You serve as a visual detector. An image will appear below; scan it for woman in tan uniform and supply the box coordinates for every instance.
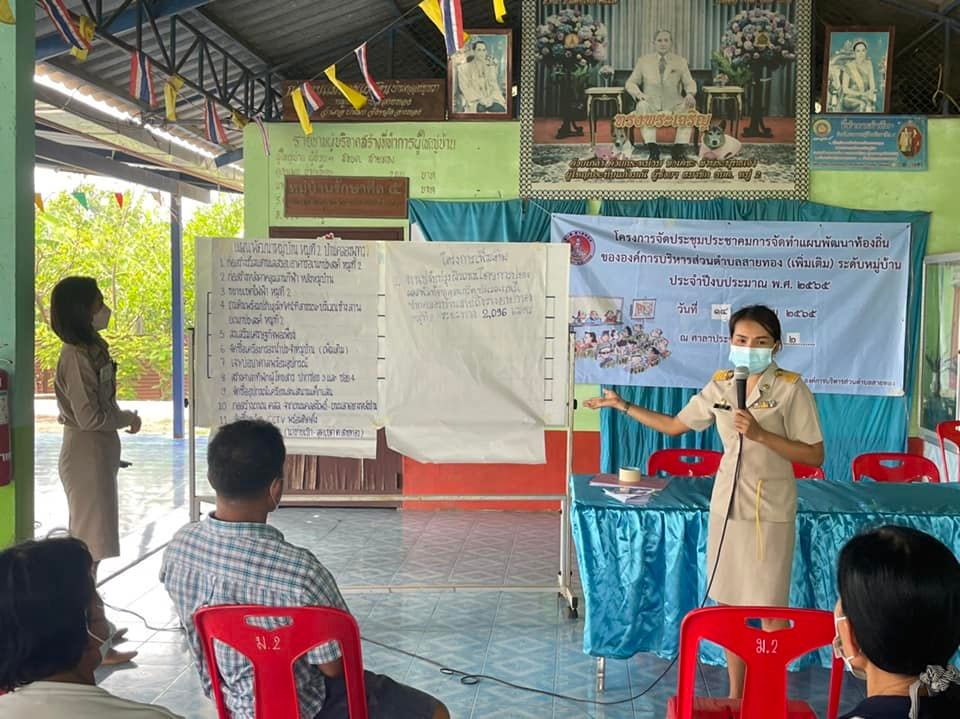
[51,277,140,664]
[586,305,824,698]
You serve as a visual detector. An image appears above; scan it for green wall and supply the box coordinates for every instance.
[244,121,521,237]
[810,119,960,254]
[0,1,35,547]
[243,118,960,439]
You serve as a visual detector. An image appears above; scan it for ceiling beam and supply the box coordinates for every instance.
[36,136,212,203]
[36,0,216,61]
[876,0,960,30]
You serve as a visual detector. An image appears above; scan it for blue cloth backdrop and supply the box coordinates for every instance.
[408,198,588,243]
[598,199,930,484]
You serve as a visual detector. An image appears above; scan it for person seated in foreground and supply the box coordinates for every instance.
[0,536,183,718]
[160,419,450,719]
[834,525,960,719]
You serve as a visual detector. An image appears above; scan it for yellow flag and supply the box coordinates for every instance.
[69,16,96,61]
[0,0,14,24]
[34,193,44,213]
[291,87,313,136]
[324,65,367,111]
[417,0,468,44]
[231,111,248,130]
[163,75,184,121]
[493,0,506,23]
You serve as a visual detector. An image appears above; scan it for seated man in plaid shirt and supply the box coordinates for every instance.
[161,420,449,719]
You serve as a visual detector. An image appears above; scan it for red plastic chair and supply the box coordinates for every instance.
[792,463,825,480]
[194,605,368,719]
[851,452,941,484]
[666,606,843,719]
[648,449,722,477]
[936,421,960,482]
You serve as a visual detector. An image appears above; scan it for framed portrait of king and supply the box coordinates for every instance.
[448,29,513,120]
[519,0,812,199]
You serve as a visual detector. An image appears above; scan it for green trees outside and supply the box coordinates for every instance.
[34,187,243,399]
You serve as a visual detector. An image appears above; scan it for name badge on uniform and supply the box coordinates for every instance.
[754,400,778,409]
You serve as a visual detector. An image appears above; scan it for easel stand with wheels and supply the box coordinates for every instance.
[188,328,580,617]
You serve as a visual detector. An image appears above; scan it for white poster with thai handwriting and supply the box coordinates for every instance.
[551,214,910,395]
[208,238,380,457]
[384,243,548,462]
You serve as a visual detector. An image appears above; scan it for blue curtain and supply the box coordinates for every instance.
[408,198,588,243]
[598,199,930,483]
[520,199,590,243]
[408,199,524,242]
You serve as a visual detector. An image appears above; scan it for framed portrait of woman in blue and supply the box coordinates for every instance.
[822,27,894,113]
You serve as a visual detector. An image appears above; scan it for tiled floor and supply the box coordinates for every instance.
[89,509,864,719]
[35,430,863,718]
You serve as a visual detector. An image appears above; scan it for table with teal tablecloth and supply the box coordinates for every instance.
[569,474,960,668]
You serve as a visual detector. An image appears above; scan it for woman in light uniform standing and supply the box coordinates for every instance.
[51,277,141,664]
[586,305,824,698]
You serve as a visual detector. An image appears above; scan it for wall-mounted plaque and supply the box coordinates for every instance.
[282,80,446,122]
[284,175,409,219]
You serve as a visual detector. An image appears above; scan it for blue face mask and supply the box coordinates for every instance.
[728,345,774,374]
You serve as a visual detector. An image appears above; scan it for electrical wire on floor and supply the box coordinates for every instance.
[101,600,183,633]
[364,438,746,708]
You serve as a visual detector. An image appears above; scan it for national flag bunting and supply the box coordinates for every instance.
[203,99,229,145]
[129,51,156,106]
[39,0,91,52]
[439,0,465,56]
[291,87,313,136]
[323,65,367,111]
[254,115,270,156]
[70,16,96,61]
[493,0,507,23]
[164,75,184,121]
[354,44,384,104]
[417,0,468,52]
[0,0,14,25]
[301,82,324,113]
[114,193,124,209]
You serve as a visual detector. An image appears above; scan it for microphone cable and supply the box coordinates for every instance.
[360,435,747,709]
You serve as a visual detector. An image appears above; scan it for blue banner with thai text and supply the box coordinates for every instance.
[551,214,910,395]
[810,115,927,171]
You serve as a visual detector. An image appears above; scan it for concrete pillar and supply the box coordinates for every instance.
[0,1,35,546]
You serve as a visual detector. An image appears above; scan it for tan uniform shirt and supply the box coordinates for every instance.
[677,362,823,521]
[55,340,136,432]
[676,362,823,605]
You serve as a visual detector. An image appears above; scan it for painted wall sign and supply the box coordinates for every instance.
[284,175,410,219]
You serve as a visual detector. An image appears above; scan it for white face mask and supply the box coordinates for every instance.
[833,614,867,680]
[92,305,112,331]
[87,618,116,663]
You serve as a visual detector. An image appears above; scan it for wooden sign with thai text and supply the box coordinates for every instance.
[284,175,409,219]
[282,80,446,122]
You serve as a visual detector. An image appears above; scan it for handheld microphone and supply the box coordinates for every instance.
[734,365,749,411]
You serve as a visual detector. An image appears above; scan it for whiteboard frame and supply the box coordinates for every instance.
[186,326,579,612]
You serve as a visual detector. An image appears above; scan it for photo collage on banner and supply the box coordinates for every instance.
[520,0,812,198]
[552,214,911,396]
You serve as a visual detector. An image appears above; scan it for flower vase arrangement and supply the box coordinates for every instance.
[536,9,608,139]
[717,8,797,137]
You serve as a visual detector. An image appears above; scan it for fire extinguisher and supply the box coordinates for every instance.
[0,370,10,487]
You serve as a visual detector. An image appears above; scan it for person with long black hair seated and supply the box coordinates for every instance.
[834,525,960,719]
[0,536,182,718]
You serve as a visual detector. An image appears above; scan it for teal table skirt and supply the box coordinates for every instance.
[569,475,960,668]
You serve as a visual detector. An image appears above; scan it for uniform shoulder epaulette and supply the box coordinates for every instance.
[775,369,800,384]
[713,369,734,381]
